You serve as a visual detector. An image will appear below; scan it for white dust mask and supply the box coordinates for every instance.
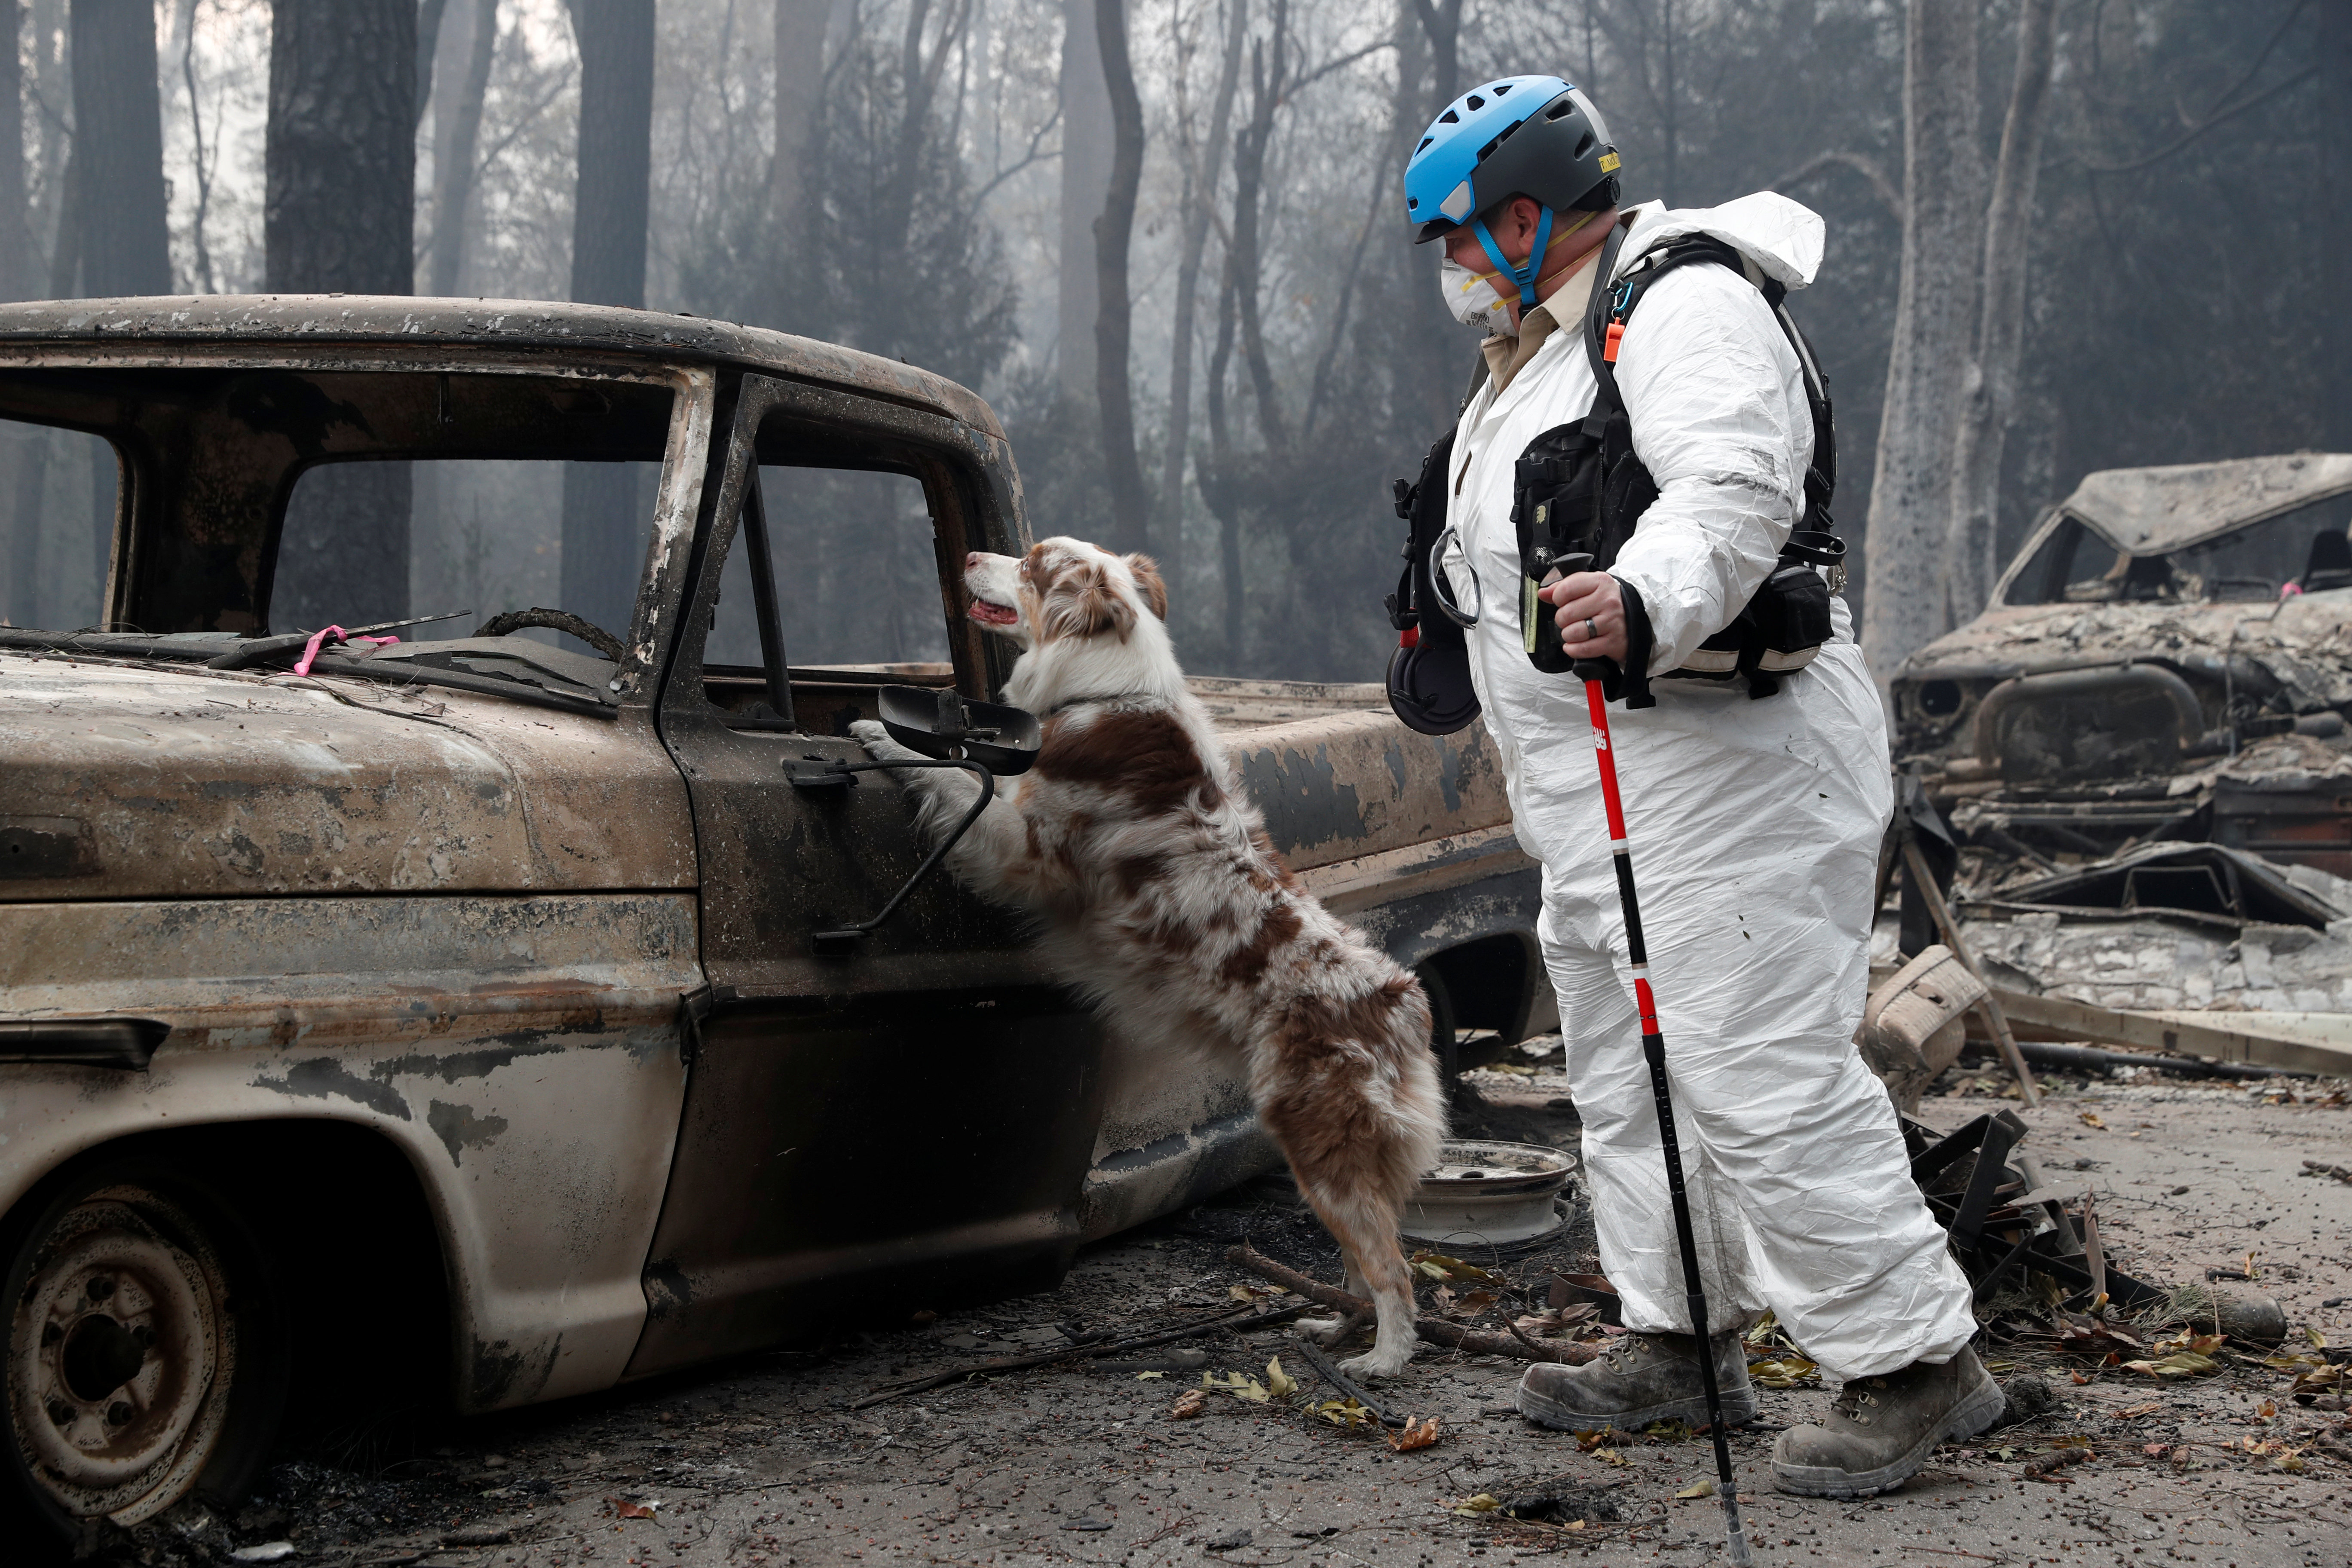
[1439,257,1512,335]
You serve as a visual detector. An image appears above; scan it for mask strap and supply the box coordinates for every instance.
[1471,204,1555,308]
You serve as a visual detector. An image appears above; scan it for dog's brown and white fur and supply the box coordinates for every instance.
[849,537,1448,1378]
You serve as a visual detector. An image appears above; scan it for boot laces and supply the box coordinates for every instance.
[1831,1379,1884,1427]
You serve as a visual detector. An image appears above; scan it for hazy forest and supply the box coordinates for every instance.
[0,0,2341,686]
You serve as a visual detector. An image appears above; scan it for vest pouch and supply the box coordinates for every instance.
[1511,425,1605,675]
[1750,562,1833,655]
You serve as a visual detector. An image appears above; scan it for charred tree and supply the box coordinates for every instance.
[1159,0,1246,595]
[1946,0,2058,621]
[70,0,172,610]
[561,0,655,645]
[1057,0,1110,402]
[427,0,499,297]
[1857,0,1981,685]
[72,0,170,297]
[265,0,416,630]
[0,1,32,302]
[1092,0,1148,555]
[2324,0,2352,454]
[769,0,830,327]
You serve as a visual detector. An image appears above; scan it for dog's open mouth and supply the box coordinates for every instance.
[967,596,1020,627]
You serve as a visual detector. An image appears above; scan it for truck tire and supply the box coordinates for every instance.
[1,1154,288,1555]
[1416,963,1461,1089]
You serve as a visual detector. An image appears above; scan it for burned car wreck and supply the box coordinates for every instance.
[1894,452,2352,888]
[0,297,1554,1545]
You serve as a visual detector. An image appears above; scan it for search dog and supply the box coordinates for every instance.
[851,537,1447,1379]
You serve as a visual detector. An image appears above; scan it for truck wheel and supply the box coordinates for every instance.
[1,1157,287,1553]
[1415,964,1461,1089]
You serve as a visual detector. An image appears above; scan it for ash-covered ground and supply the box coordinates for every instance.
[102,1048,2352,1568]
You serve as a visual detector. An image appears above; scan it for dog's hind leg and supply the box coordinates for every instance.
[1301,1188,1418,1380]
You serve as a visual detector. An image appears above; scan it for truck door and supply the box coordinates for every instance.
[628,375,1106,1376]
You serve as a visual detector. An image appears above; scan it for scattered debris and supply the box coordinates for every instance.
[2022,1445,2094,1481]
[1169,1388,1207,1419]
[1291,1338,1405,1429]
[2306,1159,2352,1185]
[1224,1244,1598,1363]
[1387,1415,1442,1452]
[850,1297,1308,1408]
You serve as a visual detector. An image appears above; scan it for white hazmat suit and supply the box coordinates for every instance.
[1441,193,1977,1380]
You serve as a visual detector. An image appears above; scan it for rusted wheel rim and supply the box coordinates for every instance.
[8,1191,233,1524]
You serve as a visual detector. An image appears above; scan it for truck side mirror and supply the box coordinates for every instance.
[876,685,1041,777]
[784,686,1044,954]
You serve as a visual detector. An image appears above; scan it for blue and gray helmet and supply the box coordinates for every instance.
[1403,75,1621,305]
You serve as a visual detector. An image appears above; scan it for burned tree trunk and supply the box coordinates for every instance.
[1159,0,1246,585]
[2323,0,2352,455]
[567,0,654,309]
[1056,0,1110,403]
[0,1,32,302]
[265,0,416,630]
[1946,0,2058,623]
[1092,0,1149,555]
[73,0,174,610]
[1857,0,1982,685]
[266,0,415,294]
[769,0,830,327]
[427,0,499,297]
[72,0,171,297]
[561,0,655,645]
[1229,31,1286,453]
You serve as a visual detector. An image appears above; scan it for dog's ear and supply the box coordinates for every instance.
[1039,558,1138,643]
[1124,554,1168,621]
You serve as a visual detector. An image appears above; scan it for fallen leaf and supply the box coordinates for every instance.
[1170,1389,1207,1419]
[1229,1284,1281,1304]
[2122,1352,2223,1380]
[2078,1111,2107,1129]
[1200,1370,1271,1403]
[1409,1251,1498,1284]
[1316,1398,1373,1427]
[1592,1448,1628,1466]
[1674,1480,1715,1499]
[1456,1289,1499,1315]
[2142,1443,2169,1457]
[1451,1493,1502,1516]
[1135,1371,1165,1381]
[609,1499,656,1521]
[1264,1357,1298,1399]
[1573,1428,1615,1451]
[2071,1372,2092,1385]
[1746,1356,1819,1389]
[1388,1415,1441,1452]
[2258,1400,2277,1419]
[2110,1401,2160,1419]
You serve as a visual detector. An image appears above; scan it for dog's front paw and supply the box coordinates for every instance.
[1294,1315,1357,1349]
[848,720,921,763]
[1335,1343,1415,1382]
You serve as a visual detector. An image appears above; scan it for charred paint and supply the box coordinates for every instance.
[262,1056,413,1121]
[427,1099,510,1167]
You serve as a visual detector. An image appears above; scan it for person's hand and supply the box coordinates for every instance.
[1538,570,1628,664]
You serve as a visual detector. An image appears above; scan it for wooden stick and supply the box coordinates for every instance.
[1290,1337,1406,1427]
[1901,834,2042,1107]
[848,1301,1308,1409]
[1224,1244,1599,1364]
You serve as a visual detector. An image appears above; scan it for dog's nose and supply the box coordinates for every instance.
[965,551,984,570]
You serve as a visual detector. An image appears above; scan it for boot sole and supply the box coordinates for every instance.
[1516,1381,1759,1434]
[1769,1363,2006,1499]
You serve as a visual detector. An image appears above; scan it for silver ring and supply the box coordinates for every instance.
[1585,617,1597,642]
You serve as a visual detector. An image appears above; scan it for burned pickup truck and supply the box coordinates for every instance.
[1892,453,2352,881]
[0,297,1551,1545]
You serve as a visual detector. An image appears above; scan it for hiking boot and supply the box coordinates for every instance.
[1770,1345,2005,1498]
[1515,1331,1758,1432]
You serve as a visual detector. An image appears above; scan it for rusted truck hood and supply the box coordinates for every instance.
[0,652,695,899]
[1902,592,2352,706]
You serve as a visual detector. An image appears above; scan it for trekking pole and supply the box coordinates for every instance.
[1556,564,1752,1567]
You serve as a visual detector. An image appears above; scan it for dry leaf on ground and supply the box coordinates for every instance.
[1170,1388,1207,1419]
[1674,1480,1715,1499]
[607,1499,656,1520]
[1450,1493,1501,1516]
[1388,1415,1441,1452]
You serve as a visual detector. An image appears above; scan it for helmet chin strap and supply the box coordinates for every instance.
[1471,204,1555,308]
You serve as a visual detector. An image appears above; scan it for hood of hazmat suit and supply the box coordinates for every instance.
[1444,192,1976,1381]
